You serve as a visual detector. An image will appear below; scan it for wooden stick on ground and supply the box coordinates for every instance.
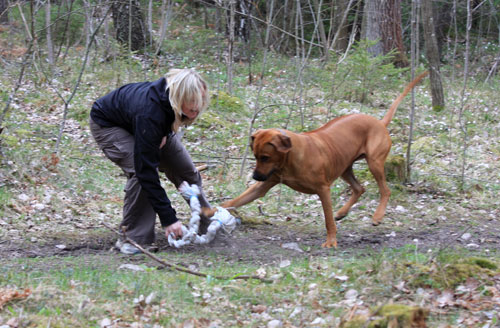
[103,222,272,283]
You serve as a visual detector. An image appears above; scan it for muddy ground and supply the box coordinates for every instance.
[2,206,499,265]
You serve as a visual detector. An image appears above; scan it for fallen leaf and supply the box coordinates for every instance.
[436,290,455,308]
[251,304,267,313]
[0,288,31,309]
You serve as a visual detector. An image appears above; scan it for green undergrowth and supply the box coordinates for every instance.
[1,5,500,327]
[1,248,499,326]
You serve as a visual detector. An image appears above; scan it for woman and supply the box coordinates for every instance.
[89,68,211,254]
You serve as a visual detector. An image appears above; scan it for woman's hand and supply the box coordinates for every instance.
[165,221,183,239]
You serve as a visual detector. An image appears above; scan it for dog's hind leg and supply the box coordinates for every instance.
[335,165,366,221]
[366,157,391,225]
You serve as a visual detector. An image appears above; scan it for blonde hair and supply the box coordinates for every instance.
[165,68,209,132]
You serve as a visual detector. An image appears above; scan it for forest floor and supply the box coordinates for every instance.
[1,197,499,263]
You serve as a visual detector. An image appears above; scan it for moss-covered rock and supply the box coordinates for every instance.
[442,262,497,288]
[384,155,406,182]
[409,257,499,289]
[341,304,428,328]
[467,257,498,270]
[196,111,230,129]
[210,91,245,114]
[411,136,437,155]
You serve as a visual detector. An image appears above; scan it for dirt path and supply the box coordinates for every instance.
[2,212,499,263]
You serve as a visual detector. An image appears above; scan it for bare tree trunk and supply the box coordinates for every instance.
[312,0,328,61]
[330,0,355,55]
[19,1,42,75]
[234,0,252,43]
[55,0,73,64]
[0,43,33,131]
[148,0,153,47]
[215,1,223,33]
[112,0,150,52]
[336,0,360,66]
[422,0,445,110]
[45,0,54,69]
[363,0,384,56]
[83,0,92,48]
[155,0,173,55]
[293,0,306,128]
[485,0,499,82]
[329,0,351,52]
[362,0,408,67]
[458,0,472,191]
[0,0,8,24]
[227,0,235,94]
[101,0,111,58]
[239,0,275,178]
[406,0,420,183]
[450,0,458,82]
[54,7,112,154]
[473,3,484,61]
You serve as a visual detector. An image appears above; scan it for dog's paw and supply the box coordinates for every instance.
[321,239,337,249]
[335,214,347,221]
[201,207,217,219]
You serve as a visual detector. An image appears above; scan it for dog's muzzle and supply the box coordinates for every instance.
[253,170,273,181]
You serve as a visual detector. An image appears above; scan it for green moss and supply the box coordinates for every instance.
[210,91,245,114]
[442,262,497,287]
[341,304,428,328]
[341,317,368,328]
[374,304,428,326]
[15,128,33,137]
[467,257,498,270]
[432,104,445,112]
[2,135,20,147]
[411,136,436,154]
[384,155,406,182]
[196,111,230,129]
[410,257,499,289]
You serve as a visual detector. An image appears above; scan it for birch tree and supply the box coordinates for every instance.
[45,0,54,69]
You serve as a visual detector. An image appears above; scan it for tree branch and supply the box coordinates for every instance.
[103,222,272,283]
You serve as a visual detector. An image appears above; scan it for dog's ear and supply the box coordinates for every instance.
[271,134,292,153]
[250,129,262,151]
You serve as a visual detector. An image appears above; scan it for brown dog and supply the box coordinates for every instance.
[221,72,428,248]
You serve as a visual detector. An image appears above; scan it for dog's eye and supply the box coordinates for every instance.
[260,156,270,162]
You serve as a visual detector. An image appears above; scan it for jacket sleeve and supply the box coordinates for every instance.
[133,115,178,227]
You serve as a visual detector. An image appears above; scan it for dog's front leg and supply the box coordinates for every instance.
[317,187,337,248]
[222,180,277,208]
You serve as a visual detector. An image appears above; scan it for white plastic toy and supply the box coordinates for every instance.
[168,181,237,248]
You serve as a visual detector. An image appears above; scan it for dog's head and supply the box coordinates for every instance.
[250,129,292,181]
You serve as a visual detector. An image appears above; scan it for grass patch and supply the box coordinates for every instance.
[1,248,498,326]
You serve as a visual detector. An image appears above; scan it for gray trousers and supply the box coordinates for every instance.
[89,118,210,244]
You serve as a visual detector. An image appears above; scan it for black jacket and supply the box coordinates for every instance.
[91,77,178,227]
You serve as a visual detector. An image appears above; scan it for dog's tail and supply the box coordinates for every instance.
[381,71,429,127]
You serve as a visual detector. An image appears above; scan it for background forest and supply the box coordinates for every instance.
[1,0,500,327]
